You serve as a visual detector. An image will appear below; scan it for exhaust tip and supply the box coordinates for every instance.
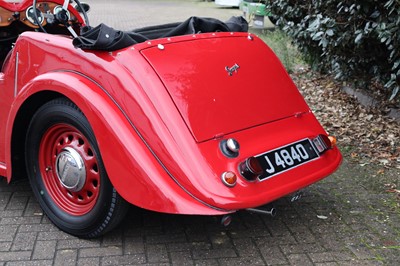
[269,207,277,217]
[221,215,232,227]
[246,205,277,217]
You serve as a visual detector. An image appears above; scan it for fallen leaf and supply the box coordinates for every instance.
[292,68,400,169]
[377,169,386,174]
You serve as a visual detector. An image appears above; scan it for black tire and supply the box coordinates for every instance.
[25,97,129,238]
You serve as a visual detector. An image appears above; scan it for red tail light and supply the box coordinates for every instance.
[312,134,335,154]
[239,157,263,181]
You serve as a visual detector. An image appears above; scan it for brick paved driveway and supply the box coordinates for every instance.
[0,0,399,265]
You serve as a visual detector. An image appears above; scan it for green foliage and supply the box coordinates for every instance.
[255,29,304,73]
[266,0,400,101]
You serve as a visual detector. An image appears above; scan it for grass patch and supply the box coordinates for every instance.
[383,246,400,249]
[252,29,304,73]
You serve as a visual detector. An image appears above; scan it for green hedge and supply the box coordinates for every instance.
[267,0,400,101]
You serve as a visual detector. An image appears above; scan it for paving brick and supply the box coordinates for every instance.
[5,260,53,266]
[11,232,37,251]
[279,210,302,224]
[146,244,169,263]
[193,259,219,266]
[0,193,12,210]
[185,226,209,242]
[101,254,147,265]
[9,191,33,197]
[308,252,336,263]
[146,231,187,244]
[0,242,11,252]
[0,210,24,218]
[169,250,193,265]
[79,246,123,258]
[255,235,297,247]
[262,219,291,237]
[209,231,234,249]
[101,229,123,246]
[232,238,263,259]
[18,224,57,233]
[5,196,29,211]
[57,238,100,250]
[54,249,77,266]
[192,248,237,260]
[37,231,74,241]
[167,242,211,253]
[0,225,18,242]
[292,230,318,244]
[77,257,100,265]
[0,251,32,262]
[338,259,384,266]
[331,250,355,261]
[143,226,164,237]
[121,226,143,238]
[286,253,313,266]
[123,237,145,254]
[346,245,377,260]
[238,212,268,229]
[257,245,287,265]
[22,203,43,217]
[0,217,42,225]
[229,228,273,239]
[32,240,57,260]
[219,257,266,266]
[314,262,339,266]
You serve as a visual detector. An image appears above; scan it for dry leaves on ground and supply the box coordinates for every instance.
[291,68,400,170]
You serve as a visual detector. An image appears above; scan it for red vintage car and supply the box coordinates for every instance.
[0,0,342,238]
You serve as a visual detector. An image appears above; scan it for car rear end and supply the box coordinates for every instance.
[118,32,342,213]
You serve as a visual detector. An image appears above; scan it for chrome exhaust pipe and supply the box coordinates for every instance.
[246,206,277,217]
[221,215,232,226]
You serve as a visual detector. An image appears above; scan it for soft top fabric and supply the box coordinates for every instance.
[72,16,248,51]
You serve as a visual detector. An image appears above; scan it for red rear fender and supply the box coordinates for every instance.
[7,72,226,215]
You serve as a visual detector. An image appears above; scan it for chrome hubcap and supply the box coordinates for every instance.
[55,147,86,192]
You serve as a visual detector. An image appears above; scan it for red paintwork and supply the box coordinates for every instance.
[141,35,310,142]
[39,124,100,215]
[0,1,342,215]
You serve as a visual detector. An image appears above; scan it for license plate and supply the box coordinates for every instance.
[256,139,319,181]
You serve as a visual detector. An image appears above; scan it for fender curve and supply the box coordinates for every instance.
[7,71,227,215]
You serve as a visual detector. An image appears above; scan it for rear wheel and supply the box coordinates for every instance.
[25,98,129,238]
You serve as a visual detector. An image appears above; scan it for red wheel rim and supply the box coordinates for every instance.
[39,124,100,216]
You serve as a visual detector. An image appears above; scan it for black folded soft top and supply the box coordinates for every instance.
[73,16,248,51]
